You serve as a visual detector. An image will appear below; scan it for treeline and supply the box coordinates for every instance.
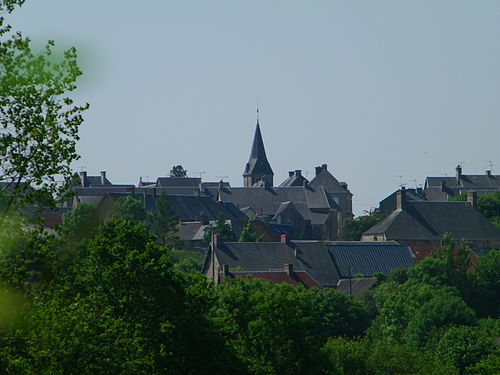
[0,217,498,374]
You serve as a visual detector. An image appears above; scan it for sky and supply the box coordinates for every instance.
[7,0,500,215]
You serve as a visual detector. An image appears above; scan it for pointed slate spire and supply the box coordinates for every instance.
[243,121,274,187]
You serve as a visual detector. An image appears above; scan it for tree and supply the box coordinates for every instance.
[450,191,500,229]
[60,202,100,241]
[0,1,89,222]
[341,209,386,240]
[238,217,264,242]
[169,165,187,178]
[109,196,147,224]
[148,194,181,248]
[203,213,236,245]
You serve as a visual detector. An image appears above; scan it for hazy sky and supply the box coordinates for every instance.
[8,1,500,215]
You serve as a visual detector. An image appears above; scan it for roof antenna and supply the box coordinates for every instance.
[485,160,494,171]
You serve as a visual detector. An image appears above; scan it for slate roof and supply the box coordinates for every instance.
[205,240,414,288]
[243,122,274,177]
[379,188,426,214]
[308,165,352,196]
[336,278,377,295]
[156,177,201,188]
[326,242,414,277]
[364,201,500,241]
[279,171,309,187]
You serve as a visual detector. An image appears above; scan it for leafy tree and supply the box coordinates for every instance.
[169,165,187,178]
[0,0,89,222]
[472,249,500,317]
[148,194,181,248]
[238,217,264,242]
[60,202,100,240]
[109,195,147,224]
[203,213,236,246]
[341,209,386,240]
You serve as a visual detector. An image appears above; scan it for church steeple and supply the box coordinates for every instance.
[243,120,274,187]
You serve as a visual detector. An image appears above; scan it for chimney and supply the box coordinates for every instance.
[283,263,293,276]
[280,234,289,243]
[440,180,446,192]
[100,171,107,185]
[295,169,302,177]
[288,171,294,177]
[456,165,462,183]
[340,182,348,191]
[321,163,328,171]
[467,191,477,209]
[221,264,229,276]
[315,166,322,176]
[396,186,407,210]
[213,234,221,248]
[79,171,87,187]
[303,179,308,188]
[486,170,492,177]
[218,180,224,191]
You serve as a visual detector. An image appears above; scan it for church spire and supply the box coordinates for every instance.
[243,120,274,187]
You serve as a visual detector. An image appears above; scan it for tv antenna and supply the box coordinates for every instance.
[408,179,418,190]
[77,165,87,172]
[216,175,229,182]
[485,160,494,171]
[395,175,404,188]
[192,172,206,179]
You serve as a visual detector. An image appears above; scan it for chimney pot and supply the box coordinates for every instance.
[79,171,87,187]
[467,191,477,209]
[396,187,407,210]
[456,165,462,183]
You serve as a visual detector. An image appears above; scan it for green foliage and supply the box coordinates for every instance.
[341,209,386,240]
[169,249,204,274]
[203,213,236,246]
[369,281,476,348]
[169,165,187,178]
[109,195,147,224]
[472,249,500,317]
[238,217,264,242]
[0,1,89,221]
[148,194,181,248]
[433,323,499,374]
[60,203,100,240]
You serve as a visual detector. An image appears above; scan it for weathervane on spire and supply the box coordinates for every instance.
[256,96,260,124]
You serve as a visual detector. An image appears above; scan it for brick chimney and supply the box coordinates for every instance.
[456,165,462,184]
[79,171,87,187]
[283,263,293,276]
[467,191,477,209]
[280,234,289,243]
[213,234,222,248]
[100,171,107,185]
[396,187,407,210]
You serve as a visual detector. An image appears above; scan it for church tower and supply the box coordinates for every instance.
[243,120,274,187]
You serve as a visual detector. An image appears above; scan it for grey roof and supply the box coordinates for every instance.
[156,177,201,188]
[206,240,414,288]
[309,166,352,195]
[208,241,340,287]
[243,122,274,177]
[379,188,426,214]
[336,278,377,295]
[279,171,309,187]
[365,201,500,241]
[326,242,414,278]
